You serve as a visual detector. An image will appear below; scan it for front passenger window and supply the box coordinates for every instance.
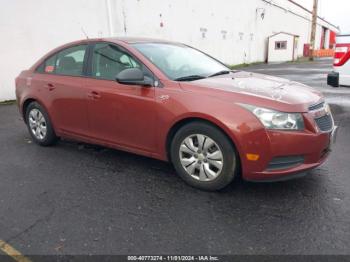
[91,43,141,80]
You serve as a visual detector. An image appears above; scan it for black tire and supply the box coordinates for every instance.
[171,121,238,191]
[25,102,58,146]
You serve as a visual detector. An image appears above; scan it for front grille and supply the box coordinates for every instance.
[266,156,304,171]
[315,114,333,132]
[309,102,325,111]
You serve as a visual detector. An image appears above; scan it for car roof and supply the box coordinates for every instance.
[72,37,180,45]
[110,37,178,44]
[30,37,185,72]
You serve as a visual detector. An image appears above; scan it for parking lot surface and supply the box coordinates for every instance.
[0,59,349,256]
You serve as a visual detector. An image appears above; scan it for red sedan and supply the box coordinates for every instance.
[15,38,337,190]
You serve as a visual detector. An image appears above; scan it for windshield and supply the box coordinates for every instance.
[132,43,230,81]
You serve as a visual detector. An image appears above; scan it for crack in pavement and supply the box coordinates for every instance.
[5,208,55,245]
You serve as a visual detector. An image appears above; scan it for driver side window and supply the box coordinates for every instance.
[91,43,141,80]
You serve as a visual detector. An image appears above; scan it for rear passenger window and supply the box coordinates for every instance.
[55,45,87,76]
[36,54,57,74]
[44,55,57,73]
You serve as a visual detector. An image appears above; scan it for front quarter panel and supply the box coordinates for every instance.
[155,80,271,177]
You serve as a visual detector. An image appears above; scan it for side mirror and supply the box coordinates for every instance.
[116,68,153,87]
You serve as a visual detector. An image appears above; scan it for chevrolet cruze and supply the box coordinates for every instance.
[15,38,337,190]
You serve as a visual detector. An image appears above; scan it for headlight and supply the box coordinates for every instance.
[241,104,304,130]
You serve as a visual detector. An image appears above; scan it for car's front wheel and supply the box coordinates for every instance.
[25,102,58,146]
[171,121,238,191]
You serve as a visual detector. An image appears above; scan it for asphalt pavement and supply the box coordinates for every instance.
[0,59,349,258]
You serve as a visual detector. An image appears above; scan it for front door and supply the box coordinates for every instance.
[85,43,157,152]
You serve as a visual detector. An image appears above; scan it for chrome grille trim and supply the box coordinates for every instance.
[308,102,334,133]
[309,102,325,111]
[315,114,333,132]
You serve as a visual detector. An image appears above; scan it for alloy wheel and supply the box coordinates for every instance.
[179,134,224,182]
[28,109,47,140]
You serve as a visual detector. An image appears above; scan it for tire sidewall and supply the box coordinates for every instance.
[171,122,237,191]
[25,102,57,146]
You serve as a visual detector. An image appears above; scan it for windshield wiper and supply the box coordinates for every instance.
[208,70,232,78]
[174,75,207,82]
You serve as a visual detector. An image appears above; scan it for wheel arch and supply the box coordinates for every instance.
[21,97,53,128]
[22,98,37,123]
[165,116,242,173]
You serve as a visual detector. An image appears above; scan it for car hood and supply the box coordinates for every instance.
[180,71,324,112]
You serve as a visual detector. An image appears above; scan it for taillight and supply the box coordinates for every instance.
[334,44,350,66]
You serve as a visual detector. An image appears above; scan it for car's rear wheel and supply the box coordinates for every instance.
[171,121,237,191]
[25,102,58,146]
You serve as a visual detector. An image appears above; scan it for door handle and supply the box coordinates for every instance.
[88,91,101,99]
[46,83,55,91]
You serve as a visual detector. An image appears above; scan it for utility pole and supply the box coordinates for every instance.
[106,0,114,37]
[309,0,319,61]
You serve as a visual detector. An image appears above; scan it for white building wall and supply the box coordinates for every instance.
[108,0,338,63]
[0,0,339,101]
[0,0,110,101]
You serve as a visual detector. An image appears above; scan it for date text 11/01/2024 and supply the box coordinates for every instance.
[127,255,219,261]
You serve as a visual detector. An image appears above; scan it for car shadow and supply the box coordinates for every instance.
[57,138,330,203]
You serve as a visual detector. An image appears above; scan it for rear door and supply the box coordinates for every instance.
[32,44,90,136]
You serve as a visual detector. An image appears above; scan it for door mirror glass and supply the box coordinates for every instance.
[116,68,153,87]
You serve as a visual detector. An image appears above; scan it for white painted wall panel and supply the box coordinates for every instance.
[0,0,339,100]
[0,0,110,101]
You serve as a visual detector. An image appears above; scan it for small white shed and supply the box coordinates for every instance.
[267,32,299,63]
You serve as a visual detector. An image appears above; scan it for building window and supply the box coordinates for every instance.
[275,41,287,50]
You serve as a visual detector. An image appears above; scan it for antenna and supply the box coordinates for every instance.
[81,27,89,39]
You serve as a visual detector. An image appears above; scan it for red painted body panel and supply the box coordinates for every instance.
[329,31,337,48]
[85,78,156,152]
[15,38,333,182]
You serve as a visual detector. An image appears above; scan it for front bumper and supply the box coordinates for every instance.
[241,125,338,182]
